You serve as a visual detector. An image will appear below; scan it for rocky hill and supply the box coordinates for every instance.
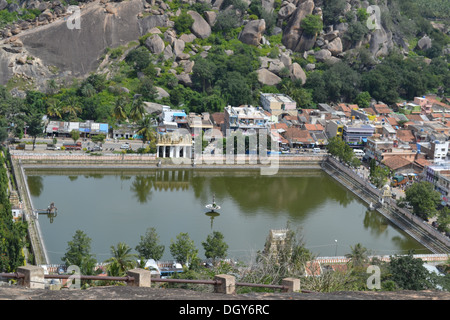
[0,0,448,101]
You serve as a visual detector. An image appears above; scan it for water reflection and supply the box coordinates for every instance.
[205,211,220,229]
[363,209,389,236]
[26,168,429,262]
[27,176,43,197]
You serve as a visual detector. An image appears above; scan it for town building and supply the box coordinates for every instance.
[224,105,271,136]
[342,121,375,147]
[260,93,297,118]
[45,120,108,138]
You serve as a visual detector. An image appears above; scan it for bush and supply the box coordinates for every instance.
[173,12,194,34]
[300,14,323,36]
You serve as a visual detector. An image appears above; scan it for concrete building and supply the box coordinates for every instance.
[424,163,450,205]
[418,140,449,162]
[342,121,375,147]
[224,105,271,136]
[159,106,188,130]
[46,120,108,138]
[260,93,297,118]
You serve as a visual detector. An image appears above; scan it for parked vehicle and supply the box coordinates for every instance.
[63,142,82,150]
[46,144,60,150]
[392,175,407,187]
[353,149,365,158]
[120,143,130,150]
[91,145,102,151]
[15,144,25,150]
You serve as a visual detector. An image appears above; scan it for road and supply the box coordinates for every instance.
[11,136,148,153]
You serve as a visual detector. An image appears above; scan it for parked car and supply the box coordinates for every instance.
[91,145,102,151]
[120,143,130,150]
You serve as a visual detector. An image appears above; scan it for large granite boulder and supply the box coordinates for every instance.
[290,63,306,84]
[187,10,211,39]
[281,0,315,52]
[326,37,343,56]
[238,19,266,46]
[417,35,432,51]
[145,35,165,55]
[314,49,332,62]
[256,68,282,86]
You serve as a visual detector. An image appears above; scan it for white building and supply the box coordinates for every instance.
[156,129,192,159]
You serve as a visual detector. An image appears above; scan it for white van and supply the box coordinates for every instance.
[313,148,321,153]
[353,149,365,158]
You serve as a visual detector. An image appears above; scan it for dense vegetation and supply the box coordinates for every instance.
[0,149,28,272]
[60,227,450,292]
[0,0,448,135]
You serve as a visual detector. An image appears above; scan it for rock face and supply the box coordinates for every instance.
[256,68,282,86]
[281,0,315,52]
[15,0,146,79]
[187,10,211,39]
[145,35,165,55]
[417,35,432,51]
[0,0,7,11]
[314,49,332,62]
[369,27,394,57]
[238,19,266,46]
[327,37,343,56]
[290,63,306,84]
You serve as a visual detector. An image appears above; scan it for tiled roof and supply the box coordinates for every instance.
[382,156,412,170]
[304,123,324,131]
[284,128,314,144]
[396,129,416,143]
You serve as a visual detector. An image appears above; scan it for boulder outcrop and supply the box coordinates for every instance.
[238,19,266,46]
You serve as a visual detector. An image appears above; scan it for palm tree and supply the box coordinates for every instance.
[46,99,63,119]
[104,242,137,276]
[136,115,155,147]
[63,96,82,120]
[129,96,146,123]
[113,96,128,122]
[345,243,369,269]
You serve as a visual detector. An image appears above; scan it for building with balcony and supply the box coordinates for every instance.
[224,105,271,136]
[260,93,297,118]
[342,122,375,147]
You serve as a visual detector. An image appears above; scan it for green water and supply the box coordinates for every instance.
[26,169,430,264]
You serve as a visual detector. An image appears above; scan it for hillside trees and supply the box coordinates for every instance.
[404,181,442,220]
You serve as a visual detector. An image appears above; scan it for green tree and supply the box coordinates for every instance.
[369,164,391,189]
[104,242,137,276]
[354,91,372,108]
[63,96,82,120]
[135,227,165,261]
[61,230,97,275]
[113,96,129,122]
[202,231,229,265]
[46,99,63,119]
[136,115,155,147]
[169,232,199,267]
[26,113,44,151]
[173,12,195,34]
[388,253,433,290]
[125,46,152,72]
[345,243,369,269]
[404,181,441,220]
[436,206,450,234]
[301,14,323,36]
[70,129,80,143]
[129,96,146,123]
